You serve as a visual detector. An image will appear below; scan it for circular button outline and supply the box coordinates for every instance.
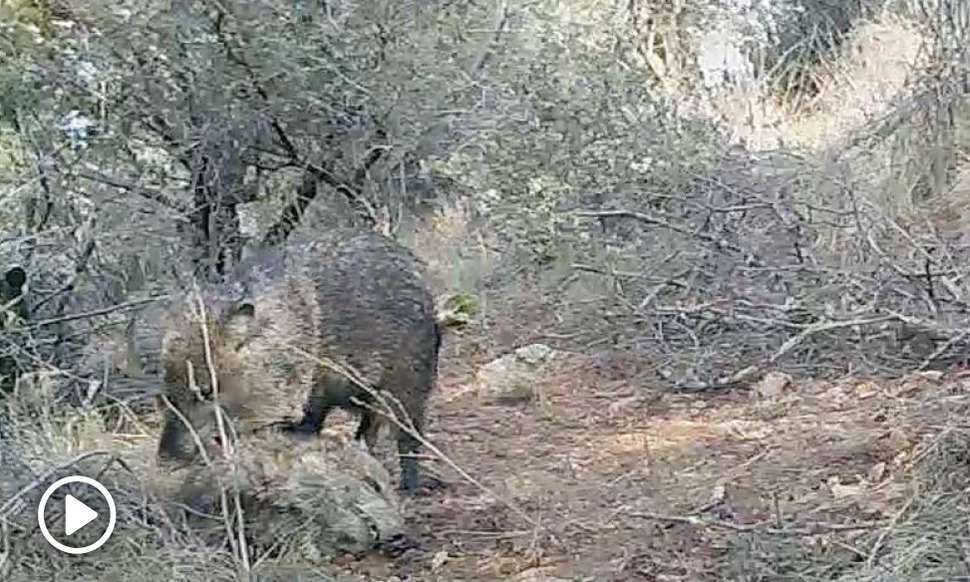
[37,475,117,555]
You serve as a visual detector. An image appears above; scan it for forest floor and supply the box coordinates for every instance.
[332,338,967,581]
[6,324,962,581]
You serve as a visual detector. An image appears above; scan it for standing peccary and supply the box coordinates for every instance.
[156,231,441,492]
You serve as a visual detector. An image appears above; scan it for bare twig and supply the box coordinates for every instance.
[30,218,99,314]
[629,511,883,537]
[192,293,251,573]
[30,297,167,329]
[75,171,190,214]
[469,0,510,78]
[866,488,919,569]
[575,209,747,255]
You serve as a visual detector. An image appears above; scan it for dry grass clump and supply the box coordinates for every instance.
[838,392,970,581]
[0,386,242,581]
[708,15,928,153]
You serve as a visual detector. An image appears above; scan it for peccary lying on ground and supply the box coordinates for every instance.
[156,231,441,492]
[166,430,412,556]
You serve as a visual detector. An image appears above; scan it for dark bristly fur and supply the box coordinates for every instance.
[156,230,441,492]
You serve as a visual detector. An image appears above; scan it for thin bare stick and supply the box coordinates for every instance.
[575,209,746,254]
[0,516,9,575]
[918,329,970,371]
[30,296,167,328]
[629,511,883,537]
[193,293,251,573]
[30,218,99,313]
[468,0,509,78]
[683,314,903,390]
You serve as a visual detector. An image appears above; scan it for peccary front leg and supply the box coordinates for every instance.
[284,373,355,438]
[284,388,335,439]
[285,400,331,439]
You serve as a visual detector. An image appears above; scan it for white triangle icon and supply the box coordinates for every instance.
[64,494,98,536]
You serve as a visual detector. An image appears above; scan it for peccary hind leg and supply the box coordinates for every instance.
[397,427,421,493]
[287,372,442,494]
[353,405,425,493]
[354,406,425,493]
[394,394,448,494]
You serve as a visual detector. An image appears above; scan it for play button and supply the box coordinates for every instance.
[37,475,116,555]
[64,494,99,536]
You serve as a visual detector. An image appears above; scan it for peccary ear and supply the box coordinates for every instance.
[223,302,256,349]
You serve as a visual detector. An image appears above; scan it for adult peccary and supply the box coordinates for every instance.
[156,231,441,492]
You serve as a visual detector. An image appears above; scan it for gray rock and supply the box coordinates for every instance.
[476,343,559,403]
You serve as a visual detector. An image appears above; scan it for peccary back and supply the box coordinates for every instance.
[156,230,440,491]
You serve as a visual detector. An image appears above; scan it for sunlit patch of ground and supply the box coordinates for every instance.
[332,346,963,580]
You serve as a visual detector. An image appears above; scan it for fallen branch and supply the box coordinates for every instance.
[192,292,251,573]
[678,314,903,391]
[30,218,99,314]
[575,209,747,256]
[29,296,168,329]
[76,171,189,214]
[629,511,883,537]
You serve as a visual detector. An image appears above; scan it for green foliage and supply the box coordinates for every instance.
[436,291,478,329]
[0,1,51,128]
[0,68,41,128]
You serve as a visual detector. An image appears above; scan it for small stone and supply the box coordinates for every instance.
[476,344,560,403]
[867,462,887,483]
[914,370,944,382]
[752,371,793,399]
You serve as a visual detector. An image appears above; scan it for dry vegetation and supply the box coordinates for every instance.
[4,0,970,580]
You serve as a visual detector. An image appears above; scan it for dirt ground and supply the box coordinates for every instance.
[328,341,961,581]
